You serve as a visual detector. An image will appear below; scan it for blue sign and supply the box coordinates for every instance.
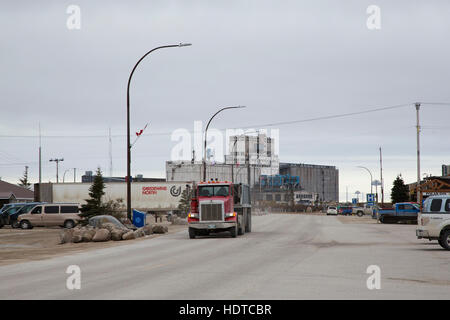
[352,198,358,204]
[367,193,375,205]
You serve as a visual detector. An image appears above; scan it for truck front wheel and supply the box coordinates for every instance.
[245,210,252,233]
[357,211,364,217]
[439,230,450,250]
[230,225,237,238]
[188,227,196,239]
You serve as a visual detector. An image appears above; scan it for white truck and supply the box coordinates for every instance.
[416,195,450,250]
[352,204,376,217]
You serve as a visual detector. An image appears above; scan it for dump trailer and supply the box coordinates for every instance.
[187,181,252,238]
[377,202,420,224]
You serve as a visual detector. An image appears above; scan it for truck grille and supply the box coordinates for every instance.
[200,203,223,221]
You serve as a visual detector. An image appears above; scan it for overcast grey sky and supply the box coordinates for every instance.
[1,0,449,201]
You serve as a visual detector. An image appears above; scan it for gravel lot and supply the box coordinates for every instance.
[0,222,186,266]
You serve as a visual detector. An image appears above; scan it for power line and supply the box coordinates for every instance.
[0,102,448,139]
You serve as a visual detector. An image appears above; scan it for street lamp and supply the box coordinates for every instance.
[203,106,245,181]
[62,169,70,183]
[357,166,373,200]
[126,43,191,220]
[355,190,361,203]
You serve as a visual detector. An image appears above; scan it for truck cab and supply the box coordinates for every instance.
[416,195,450,250]
[187,181,251,239]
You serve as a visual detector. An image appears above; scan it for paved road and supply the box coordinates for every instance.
[0,214,449,299]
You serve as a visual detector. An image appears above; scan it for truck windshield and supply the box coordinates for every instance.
[198,186,229,197]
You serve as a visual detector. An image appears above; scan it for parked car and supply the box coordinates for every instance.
[337,205,353,215]
[0,202,29,214]
[377,202,419,224]
[88,215,135,230]
[0,202,45,228]
[327,206,337,215]
[0,206,23,228]
[17,203,81,229]
[416,195,450,250]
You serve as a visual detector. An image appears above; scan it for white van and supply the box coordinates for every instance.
[416,195,450,250]
[18,203,81,229]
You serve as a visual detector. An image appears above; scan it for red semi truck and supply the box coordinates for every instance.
[187,181,252,238]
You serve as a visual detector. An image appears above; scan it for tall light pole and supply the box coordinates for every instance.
[357,166,373,201]
[126,43,191,220]
[49,158,64,183]
[62,169,70,183]
[415,102,421,209]
[379,147,384,205]
[203,106,245,182]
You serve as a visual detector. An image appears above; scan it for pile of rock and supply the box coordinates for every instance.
[59,223,167,244]
[171,216,188,225]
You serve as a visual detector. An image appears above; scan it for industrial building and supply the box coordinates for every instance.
[279,163,339,202]
[167,133,279,185]
[166,134,339,203]
[442,164,450,177]
[81,171,165,183]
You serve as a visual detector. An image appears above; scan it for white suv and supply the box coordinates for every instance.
[416,195,450,250]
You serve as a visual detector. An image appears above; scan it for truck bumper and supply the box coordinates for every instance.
[189,222,236,230]
[416,229,430,239]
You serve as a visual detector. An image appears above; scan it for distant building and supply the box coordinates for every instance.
[167,133,279,185]
[225,133,279,176]
[166,134,339,203]
[442,164,450,177]
[166,161,261,185]
[0,180,34,207]
[279,163,339,202]
[81,171,165,183]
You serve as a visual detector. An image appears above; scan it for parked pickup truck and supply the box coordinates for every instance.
[352,204,376,217]
[377,202,420,224]
[416,195,450,250]
[337,205,353,215]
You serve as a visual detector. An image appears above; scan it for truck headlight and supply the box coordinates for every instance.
[225,212,236,217]
[188,213,199,219]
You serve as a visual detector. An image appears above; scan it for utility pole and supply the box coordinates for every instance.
[73,168,77,183]
[415,102,422,209]
[49,158,64,183]
[38,123,42,185]
[379,147,384,206]
[109,127,113,178]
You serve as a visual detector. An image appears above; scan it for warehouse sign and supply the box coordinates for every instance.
[142,185,182,197]
[142,186,168,195]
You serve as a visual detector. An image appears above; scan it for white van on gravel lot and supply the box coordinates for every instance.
[416,195,450,250]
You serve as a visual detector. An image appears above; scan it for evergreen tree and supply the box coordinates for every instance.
[390,174,410,203]
[178,187,192,217]
[18,166,31,190]
[79,167,106,223]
